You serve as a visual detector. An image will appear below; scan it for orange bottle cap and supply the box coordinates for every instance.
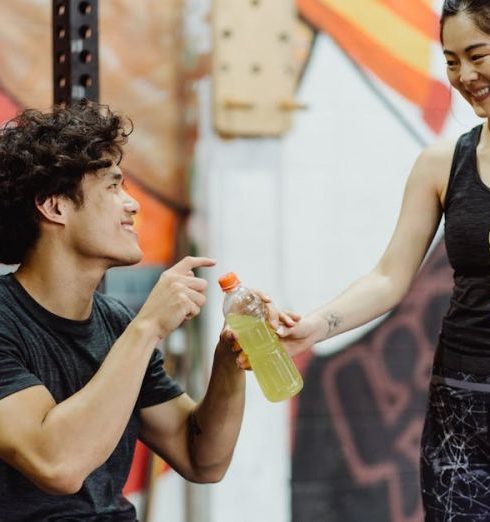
[218,272,240,292]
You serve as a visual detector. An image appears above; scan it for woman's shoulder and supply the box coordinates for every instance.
[405,137,460,207]
[419,137,458,167]
[416,129,484,206]
[412,137,458,185]
[418,124,482,168]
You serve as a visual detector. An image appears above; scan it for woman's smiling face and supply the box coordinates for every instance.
[443,12,490,118]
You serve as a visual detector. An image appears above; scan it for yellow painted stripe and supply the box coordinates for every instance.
[320,0,432,74]
[376,0,440,40]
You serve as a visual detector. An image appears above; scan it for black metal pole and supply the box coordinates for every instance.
[52,0,99,105]
[52,0,104,291]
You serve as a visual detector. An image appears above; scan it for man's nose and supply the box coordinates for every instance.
[123,193,140,214]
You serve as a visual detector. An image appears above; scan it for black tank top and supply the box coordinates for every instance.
[439,124,490,372]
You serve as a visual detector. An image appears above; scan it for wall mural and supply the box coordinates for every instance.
[297,0,451,134]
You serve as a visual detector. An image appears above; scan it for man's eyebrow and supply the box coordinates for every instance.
[444,43,490,55]
[106,172,123,181]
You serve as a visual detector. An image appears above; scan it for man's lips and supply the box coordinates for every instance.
[121,221,136,233]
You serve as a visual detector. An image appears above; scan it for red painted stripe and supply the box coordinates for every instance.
[0,90,19,123]
[123,441,150,495]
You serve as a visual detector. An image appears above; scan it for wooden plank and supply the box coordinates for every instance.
[212,0,297,136]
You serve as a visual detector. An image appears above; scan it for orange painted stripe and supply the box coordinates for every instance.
[375,0,440,41]
[319,0,432,74]
[298,0,429,105]
[126,178,177,265]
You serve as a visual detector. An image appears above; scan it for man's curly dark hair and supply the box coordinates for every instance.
[0,100,133,265]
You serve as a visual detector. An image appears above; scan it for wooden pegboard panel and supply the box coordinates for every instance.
[212,0,301,137]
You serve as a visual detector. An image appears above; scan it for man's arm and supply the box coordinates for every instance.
[139,329,245,483]
[0,322,158,495]
[0,256,214,494]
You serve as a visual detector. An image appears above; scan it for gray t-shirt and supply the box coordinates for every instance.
[0,273,183,521]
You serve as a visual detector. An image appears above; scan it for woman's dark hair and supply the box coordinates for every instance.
[0,100,133,264]
[441,0,490,42]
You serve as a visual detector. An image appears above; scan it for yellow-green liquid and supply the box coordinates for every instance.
[226,313,303,402]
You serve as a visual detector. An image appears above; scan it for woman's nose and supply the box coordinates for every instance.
[460,61,479,84]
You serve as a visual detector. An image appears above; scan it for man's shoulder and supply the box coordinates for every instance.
[0,274,24,315]
[92,293,136,338]
[0,273,15,294]
[93,292,135,326]
[0,275,33,341]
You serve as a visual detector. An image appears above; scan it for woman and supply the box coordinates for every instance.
[278,1,490,519]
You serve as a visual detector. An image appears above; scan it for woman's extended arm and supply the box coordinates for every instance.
[278,140,456,355]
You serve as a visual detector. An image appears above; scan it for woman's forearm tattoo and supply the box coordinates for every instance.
[325,313,342,336]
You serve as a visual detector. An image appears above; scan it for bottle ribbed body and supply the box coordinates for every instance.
[223,285,303,402]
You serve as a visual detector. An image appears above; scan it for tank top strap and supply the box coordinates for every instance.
[445,124,483,209]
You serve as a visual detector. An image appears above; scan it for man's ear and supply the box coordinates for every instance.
[35,195,71,225]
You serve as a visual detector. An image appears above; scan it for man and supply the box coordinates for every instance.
[0,101,248,521]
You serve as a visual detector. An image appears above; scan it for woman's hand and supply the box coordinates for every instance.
[275,313,321,356]
[252,289,301,331]
[233,291,302,370]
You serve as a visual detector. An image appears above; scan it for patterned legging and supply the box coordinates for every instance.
[421,368,490,521]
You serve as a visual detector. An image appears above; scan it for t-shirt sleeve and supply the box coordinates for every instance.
[0,335,43,401]
[138,348,184,409]
[101,294,184,408]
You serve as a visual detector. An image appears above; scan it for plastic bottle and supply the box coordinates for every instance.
[218,272,303,402]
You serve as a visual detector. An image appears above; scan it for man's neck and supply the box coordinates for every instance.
[15,253,106,321]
